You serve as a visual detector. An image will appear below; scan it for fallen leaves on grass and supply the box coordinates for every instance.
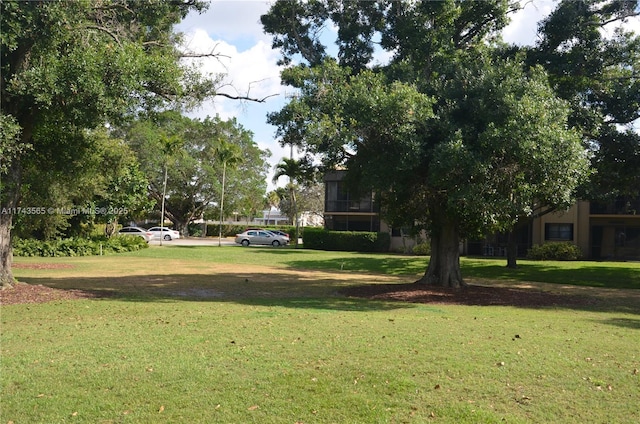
[12,263,74,270]
[1,282,109,305]
[342,283,596,307]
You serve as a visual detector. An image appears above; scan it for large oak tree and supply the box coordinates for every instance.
[262,0,590,287]
[1,0,213,286]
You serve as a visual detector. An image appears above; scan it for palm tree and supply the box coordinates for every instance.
[272,157,314,247]
[265,190,281,225]
[215,141,243,246]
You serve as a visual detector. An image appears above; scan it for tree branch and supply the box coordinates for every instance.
[86,25,123,47]
[180,52,231,59]
[216,92,279,103]
[179,41,231,61]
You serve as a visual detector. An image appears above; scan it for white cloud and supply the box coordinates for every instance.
[601,14,640,38]
[182,29,283,116]
[178,24,289,191]
[503,0,555,46]
[179,0,272,46]
[503,0,640,46]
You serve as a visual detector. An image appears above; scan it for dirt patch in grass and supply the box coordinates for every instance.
[342,278,640,310]
[0,281,109,305]
[341,283,596,307]
[3,263,639,309]
[12,263,75,270]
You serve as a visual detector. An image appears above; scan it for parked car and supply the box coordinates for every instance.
[118,226,152,242]
[235,230,289,247]
[147,226,181,241]
[269,230,290,242]
[245,228,291,243]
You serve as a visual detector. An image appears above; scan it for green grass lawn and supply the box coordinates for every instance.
[2,246,639,423]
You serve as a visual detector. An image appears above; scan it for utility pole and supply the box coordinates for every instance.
[218,161,226,247]
[160,163,168,247]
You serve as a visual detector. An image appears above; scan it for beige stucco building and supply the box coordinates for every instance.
[530,199,640,260]
[324,170,640,259]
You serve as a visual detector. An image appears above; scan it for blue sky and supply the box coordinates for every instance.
[176,0,639,190]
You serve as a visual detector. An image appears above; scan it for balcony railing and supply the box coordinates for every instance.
[590,197,640,215]
[325,199,379,213]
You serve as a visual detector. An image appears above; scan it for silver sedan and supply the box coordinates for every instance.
[235,230,289,247]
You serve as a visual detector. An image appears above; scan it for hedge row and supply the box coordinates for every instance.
[12,236,148,257]
[526,242,583,261]
[303,227,390,252]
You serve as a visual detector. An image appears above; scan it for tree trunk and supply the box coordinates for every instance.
[0,212,14,288]
[2,102,34,289]
[0,160,24,289]
[506,229,518,269]
[105,219,118,238]
[415,218,465,288]
[291,185,299,248]
[174,220,189,237]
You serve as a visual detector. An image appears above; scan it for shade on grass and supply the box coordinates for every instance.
[3,247,640,423]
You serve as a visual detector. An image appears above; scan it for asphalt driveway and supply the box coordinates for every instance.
[149,237,236,246]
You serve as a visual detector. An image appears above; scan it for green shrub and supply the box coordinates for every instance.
[107,235,148,253]
[12,236,148,257]
[277,225,298,240]
[187,224,203,237]
[303,228,390,252]
[526,242,583,261]
[412,241,431,256]
[203,224,247,238]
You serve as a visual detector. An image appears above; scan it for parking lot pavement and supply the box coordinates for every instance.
[149,237,303,247]
[149,237,236,246]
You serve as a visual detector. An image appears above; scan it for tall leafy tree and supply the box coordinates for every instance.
[526,0,640,201]
[208,122,270,225]
[12,128,152,240]
[277,181,325,227]
[0,0,211,286]
[90,130,153,237]
[263,0,590,287]
[125,112,269,234]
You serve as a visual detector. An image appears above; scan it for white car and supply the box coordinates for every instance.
[147,227,181,241]
[235,230,288,247]
[118,226,152,242]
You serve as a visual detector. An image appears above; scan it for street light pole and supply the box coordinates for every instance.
[160,163,168,247]
[218,161,226,247]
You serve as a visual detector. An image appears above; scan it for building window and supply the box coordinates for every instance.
[324,180,377,213]
[327,215,380,232]
[545,223,573,241]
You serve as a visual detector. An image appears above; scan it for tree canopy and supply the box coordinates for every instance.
[0,0,212,286]
[262,0,594,287]
[123,112,270,234]
[527,0,640,201]
[12,128,152,240]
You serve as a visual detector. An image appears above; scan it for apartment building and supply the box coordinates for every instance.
[324,170,640,259]
[533,197,640,260]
